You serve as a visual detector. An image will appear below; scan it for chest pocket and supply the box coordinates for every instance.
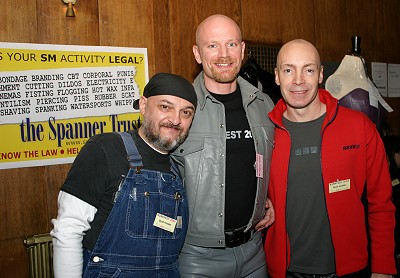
[124,172,187,240]
[173,137,205,171]
[174,137,204,158]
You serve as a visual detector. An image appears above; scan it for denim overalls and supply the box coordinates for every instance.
[83,132,188,277]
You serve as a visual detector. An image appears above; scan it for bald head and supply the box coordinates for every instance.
[276,39,321,70]
[274,39,324,121]
[193,14,245,92]
[195,14,242,46]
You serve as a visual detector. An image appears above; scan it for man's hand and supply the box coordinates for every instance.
[255,198,275,231]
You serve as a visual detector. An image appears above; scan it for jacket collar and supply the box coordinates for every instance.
[193,72,260,111]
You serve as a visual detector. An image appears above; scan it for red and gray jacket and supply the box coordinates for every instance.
[264,89,396,277]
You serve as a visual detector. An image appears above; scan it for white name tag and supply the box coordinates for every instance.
[329,179,350,193]
[153,213,177,233]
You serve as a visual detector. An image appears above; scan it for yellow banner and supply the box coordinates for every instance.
[0,42,148,169]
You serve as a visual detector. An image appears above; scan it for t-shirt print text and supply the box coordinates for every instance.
[226,130,252,140]
[295,146,319,156]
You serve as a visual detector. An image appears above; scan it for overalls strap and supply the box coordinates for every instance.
[117,132,143,168]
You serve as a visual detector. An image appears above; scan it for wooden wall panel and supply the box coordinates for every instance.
[241,0,281,44]
[169,0,242,81]
[380,0,400,63]
[280,0,315,44]
[242,0,315,45]
[0,238,29,277]
[379,0,400,136]
[0,167,48,274]
[37,0,100,45]
[98,0,155,74]
[340,1,377,63]
[314,0,352,61]
[169,0,198,81]
[153,0,172,74]
[0,0,37,43]
[98,0,153,48]
[0,167,49,238]
[314,0,378,62]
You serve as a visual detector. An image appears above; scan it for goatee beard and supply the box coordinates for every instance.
[210,65,239,83]
[142,120,188,152]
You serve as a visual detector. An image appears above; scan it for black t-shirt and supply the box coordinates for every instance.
[284,114,335,274]
[61,130,172,250]
[210,88,257,230]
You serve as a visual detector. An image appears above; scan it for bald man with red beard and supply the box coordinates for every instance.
[172,14,275,277]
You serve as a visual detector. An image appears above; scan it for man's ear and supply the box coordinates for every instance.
[274,68,281,86]
[319,65,324,84]
[193,45,202,64]
[241,41,245,61]
[139,96,148,115]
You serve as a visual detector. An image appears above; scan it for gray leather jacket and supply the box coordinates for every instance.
[173,72,275,247]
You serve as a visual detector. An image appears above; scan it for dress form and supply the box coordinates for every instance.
[325,55,385,130]
[325,55,369,100]
[325,36,393,132]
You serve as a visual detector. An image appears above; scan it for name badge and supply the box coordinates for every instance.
[153,213,177,233]
[256,154,263,178]
[329,179,350,193]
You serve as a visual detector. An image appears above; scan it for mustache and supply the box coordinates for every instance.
[160,122,182,130]
[213,58,235,63]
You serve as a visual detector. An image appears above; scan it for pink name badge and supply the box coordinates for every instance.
[256,154,263,178]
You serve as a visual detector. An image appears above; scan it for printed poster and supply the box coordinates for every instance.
[0,42,148,169]
[388,63,400,97]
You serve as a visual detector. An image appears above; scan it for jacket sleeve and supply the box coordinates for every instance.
[50,191,97,278]
[365,122,397,274]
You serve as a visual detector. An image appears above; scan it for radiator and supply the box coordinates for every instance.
[24,233,54,278]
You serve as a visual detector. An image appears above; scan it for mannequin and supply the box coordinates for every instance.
[325,55,384,131]
[325,55,370,99]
